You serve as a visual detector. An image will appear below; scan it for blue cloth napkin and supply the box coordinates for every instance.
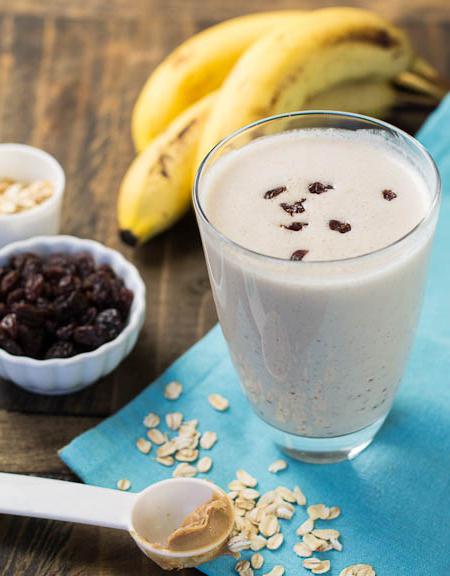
[61,99,450,575]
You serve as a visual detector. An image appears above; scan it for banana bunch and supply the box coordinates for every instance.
[118,7,443,246]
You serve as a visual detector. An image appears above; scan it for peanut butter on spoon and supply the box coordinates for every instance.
[165,492,233,552]
[131,483,235,570]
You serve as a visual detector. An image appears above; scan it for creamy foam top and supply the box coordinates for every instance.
[201,129,431,261]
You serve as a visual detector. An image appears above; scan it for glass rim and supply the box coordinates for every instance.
[193,110,441,266]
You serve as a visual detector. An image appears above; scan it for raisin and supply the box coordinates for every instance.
[13,303,47,327]
[73,252,95,277]
[281,222,308,231]
[80,307,98,325]
[382,189,397,201]
[22,255,42,278]
[45,341,76,359]
[0,313,17,339]
[280,199,306,216]
[0,330,24,356]
[73,325,106,348]
[6,288,25,306]
[290,249,309,261]
[308,182,333,194]
[1,270,19,294]
[53,291,87,320]
[25,274,44,302]
[43,265,67,280]
[118,288,133,318]
[264,186,287,199]
[95,308,123,341]
[56,323,75,341]
[329,219,352,234]
[55,274,80,296]
[17,325,44,358]
[11,253,37,271]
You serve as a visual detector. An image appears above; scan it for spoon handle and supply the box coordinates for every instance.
[0,473,135,530]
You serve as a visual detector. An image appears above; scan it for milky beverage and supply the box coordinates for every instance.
[197,128,436,438]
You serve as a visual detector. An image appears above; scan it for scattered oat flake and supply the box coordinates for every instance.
[268,459,288,473]
[156,441,177,458]
[251,553,264,570]
[303,532,327,551]
[235,497,255,511]
[247,508,262,525]
[229,479,246,491]
[228,534,251,553]
[293,541,313,557]
[276,505,294,519]
[267,533,284,550]
[327,506,341,519]
[331,537,343,551]
[117,478,131,491]
[147,429,167,445]
[303,558,322,569]
[250,535,267,551]
[165,412,183,430]
[258,491,276,507]
[175,448,199,462]
[143,412,160,428]
[173,435,193,451]
[339,565,375,576]
[275,486,296,502]
[293,485,307,505]
[172,463,197,478]
[200,431,218,450]
[208,393,229,411]
[235,560,251,573]
[136,438,152,454]
[236,469,258,487]
[307,504,330,520]
[263,565,285,576]
[297,517,314,536]
[259,514,279,537]
[240,488,260,500]
[312,528,340,540]
[156,456,174,467]
[311,559,331,574]
[164,380,183,400]
[197,456,212,473]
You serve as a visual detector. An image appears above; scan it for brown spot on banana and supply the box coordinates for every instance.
[158,154,171,178]
[325,27,400,49]
[177,119,197,140]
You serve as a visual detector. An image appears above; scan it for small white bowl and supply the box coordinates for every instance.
[0,236,146,395]
[0,144,65,248]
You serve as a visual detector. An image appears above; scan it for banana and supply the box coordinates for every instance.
[305,79,397,116]
[197,7,413,163]
[119,78,401,246]
[131,10,307,152]
[118,93,214,246]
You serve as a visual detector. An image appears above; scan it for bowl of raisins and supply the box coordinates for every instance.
[0,236,146,394]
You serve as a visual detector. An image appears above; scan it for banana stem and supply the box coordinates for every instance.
[394,71,449,101]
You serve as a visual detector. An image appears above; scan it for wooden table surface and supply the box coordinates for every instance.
[0,0,448,574]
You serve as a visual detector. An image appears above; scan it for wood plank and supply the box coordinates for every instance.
[0,515,199,575]
[0,411,99,474]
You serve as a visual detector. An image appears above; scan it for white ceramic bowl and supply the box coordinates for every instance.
[0,236,146,395]
[0,144,65,248]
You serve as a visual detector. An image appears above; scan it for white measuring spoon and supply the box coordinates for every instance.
[0,473,235,569]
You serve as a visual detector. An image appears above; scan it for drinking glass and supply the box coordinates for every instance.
[193,111,440,463]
